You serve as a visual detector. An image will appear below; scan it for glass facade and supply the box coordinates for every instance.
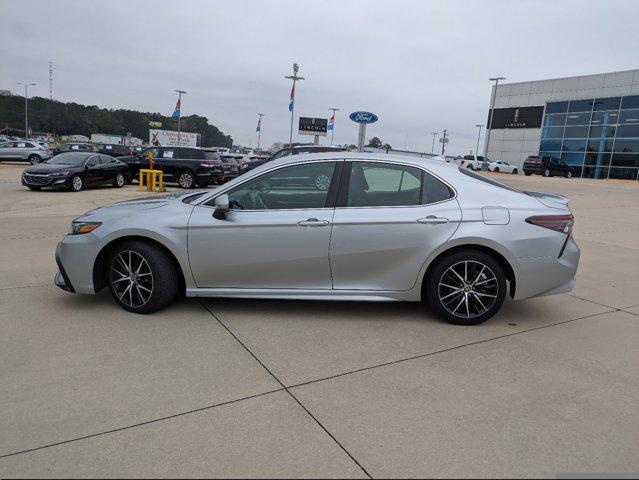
[539,95,639,180]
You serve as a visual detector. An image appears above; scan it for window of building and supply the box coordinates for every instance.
[542,126,564,139]
[618,109,639,124]
[563,126,589,138]
[621,95,639,110]
[561,139,587,152]
[545,101,568,114]
[565,112,591,125]
[543,114,566,127]
[593,97,621,111]
[585,152,611,166]
[568,99,594,112]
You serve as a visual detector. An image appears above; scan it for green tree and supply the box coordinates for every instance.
[366,136,383,148]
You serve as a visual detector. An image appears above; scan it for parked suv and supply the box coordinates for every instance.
[119,146,223,188]
[0,140,53,164]
[51,143,96,156]
[523,156,576,178]
[240,145,349,175]
[95,143,133,157]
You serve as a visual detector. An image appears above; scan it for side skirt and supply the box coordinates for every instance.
[185,287,420,302]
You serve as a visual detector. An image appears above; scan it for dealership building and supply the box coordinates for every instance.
[485,69,639,180]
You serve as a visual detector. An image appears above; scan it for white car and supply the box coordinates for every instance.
[488,161,519,174]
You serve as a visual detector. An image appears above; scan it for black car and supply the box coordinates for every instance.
[22,152,129,192]
[95,143,133,157]
[523,155,577,178]
[239,145,348,175]
[51,143,96,156]
[118,146,222,188]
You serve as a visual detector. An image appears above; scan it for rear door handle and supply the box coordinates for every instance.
[297,218,330,227]
[417,216,449,224]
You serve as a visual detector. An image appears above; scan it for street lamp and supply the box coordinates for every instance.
[285,63,304,147]
[430,132,438,154]
[484,76,506,161]
[17,82,36,139]
[475,124,483,157]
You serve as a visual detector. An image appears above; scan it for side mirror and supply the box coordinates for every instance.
[213,194,229,220]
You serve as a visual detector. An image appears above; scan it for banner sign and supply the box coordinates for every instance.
[149,129,197,147]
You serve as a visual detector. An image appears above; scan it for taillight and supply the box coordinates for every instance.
[526,214,574,234]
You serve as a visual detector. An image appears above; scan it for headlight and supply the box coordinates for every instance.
[68,221,102,235]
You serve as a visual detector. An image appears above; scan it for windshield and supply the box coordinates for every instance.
[46,153,89,165]
[458,167,523,194]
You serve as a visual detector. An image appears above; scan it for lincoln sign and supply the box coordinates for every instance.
[487,106,544,129]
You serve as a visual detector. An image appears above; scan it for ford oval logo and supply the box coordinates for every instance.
[349,111,379,124]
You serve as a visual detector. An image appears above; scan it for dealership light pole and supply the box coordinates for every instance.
[475,124,483,156]
[484,77,506,157]
[285,63,304,147]
[430,131,438,154]
[256,113,265,151]
[329,107,339,145]
[17,82,36,139]
[174,89,187,145]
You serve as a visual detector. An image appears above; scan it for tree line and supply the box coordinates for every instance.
[0,95,233,147]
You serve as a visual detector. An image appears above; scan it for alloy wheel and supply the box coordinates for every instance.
[110,250,154,308]
[438,260,498,319]
[179,172,193,188]
[29,155,41,165]
[116,173,125,187]
[315,174,331,191]
[72,175,83,191]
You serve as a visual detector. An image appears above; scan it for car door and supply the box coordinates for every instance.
[0,142,15,160]
[187,160,341,289]
[84,155,104,184]
[98,154,118,183]
[330,161,461,291]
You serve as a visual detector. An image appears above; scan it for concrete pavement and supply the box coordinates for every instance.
[0,162,638,478]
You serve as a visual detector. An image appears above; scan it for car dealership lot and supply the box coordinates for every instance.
[0,162,638,477]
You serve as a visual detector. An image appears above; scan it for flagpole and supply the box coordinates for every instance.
[256,113,265,151]
[285,63,304,148]
[329,107,340,145]
[174,89,186,145]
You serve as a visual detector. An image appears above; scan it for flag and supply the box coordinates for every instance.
[256,117,261,133]
[288,83,295,112]
[171,98,180,119]
[328,112,335,131]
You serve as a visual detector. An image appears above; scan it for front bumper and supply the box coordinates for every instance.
[22,174,70,189]
[55,248,75,293]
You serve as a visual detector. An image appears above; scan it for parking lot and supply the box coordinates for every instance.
[1,161,638,478]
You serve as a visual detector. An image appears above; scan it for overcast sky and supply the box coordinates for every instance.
[1,0,638,154]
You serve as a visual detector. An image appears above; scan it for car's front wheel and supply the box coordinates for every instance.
[425,249,506,325]
[543,168,551,177]
[28,154,42,165]
[70,174,83,192]
[565,170,573,178]
[107,241,180,314]
[113,172,125,188]
[494,167,500,173]
[512,168,518,174]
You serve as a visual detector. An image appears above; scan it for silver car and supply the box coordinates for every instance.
[0,140,53,164]
[55,153,580,325]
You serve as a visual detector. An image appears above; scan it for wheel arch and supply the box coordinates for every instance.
[420,243,516,299]
[92,235,186,294]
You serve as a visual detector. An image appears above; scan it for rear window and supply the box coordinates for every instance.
[204,151,220,161]
[458,167,522,194]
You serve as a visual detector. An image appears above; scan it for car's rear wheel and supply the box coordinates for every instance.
[494,167,500,172]
[177,171,195,189]
[513,168,518,174]
[525,172,532,176]
[314,174,331,191]
[543,168,551,177]
[107,241,180,314]
[70,174,83,192]
[426,249,506,325]
[113,172,125,188]
[28,154,42,165]
[565,170,573,178]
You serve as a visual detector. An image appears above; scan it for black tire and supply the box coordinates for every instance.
[70,174,83,192]
[124,172,133,184]
[177,170,195,189]
[27,186,41,191]
[494,167,500,173]
[113,172,125,188]
[425,249,507,325]
[513,169,518,174]
[467,164,474,170]
[543,168,551,177]
[28,154,42,165]
[107,240,180,314]
[525,172,532,176]
[565,170,573,178]
[196,179,209,188]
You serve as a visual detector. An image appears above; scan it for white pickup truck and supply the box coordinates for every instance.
[454,155,489,170]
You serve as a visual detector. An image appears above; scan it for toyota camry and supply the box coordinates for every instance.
[54,153,580,325]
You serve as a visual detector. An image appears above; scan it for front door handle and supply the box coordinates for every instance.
[417,216,449,224]
[297,218,330,227]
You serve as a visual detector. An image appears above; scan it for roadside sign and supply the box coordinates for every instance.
[349,111,378,124]
[298,117,328,136]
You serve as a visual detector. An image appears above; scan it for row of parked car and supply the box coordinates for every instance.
[19,143,348,192]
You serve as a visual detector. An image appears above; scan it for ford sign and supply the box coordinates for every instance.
[349,111,379,124]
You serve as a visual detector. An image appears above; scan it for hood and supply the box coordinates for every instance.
[78,191,202,218]
[24,163,75,174]
[525,191,571,210]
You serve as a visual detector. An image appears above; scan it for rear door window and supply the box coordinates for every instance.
[345,162,424,207]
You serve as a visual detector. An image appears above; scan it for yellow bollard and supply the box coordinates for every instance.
[139,169,164,192]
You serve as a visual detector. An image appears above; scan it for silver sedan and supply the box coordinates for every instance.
[55,153,580,325]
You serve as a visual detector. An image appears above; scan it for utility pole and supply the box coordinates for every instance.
[17,82,36,139]
[49,62,53,101]
[256,113,265,151]
[328,107,339,145]
[285,63,304,147]
[431,132,438,154]
[440,129,448,155]
[485,76,506,157]
[174,89,187,145]
[475,124,483,156]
